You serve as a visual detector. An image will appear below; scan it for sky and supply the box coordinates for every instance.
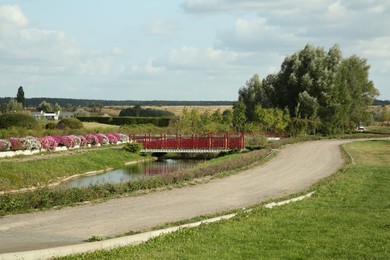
[0,0,389,101]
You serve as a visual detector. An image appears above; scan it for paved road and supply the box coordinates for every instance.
[0,140,347,253]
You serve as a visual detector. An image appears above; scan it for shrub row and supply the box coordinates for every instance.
[0,133,129,152]
[77,116,172,127]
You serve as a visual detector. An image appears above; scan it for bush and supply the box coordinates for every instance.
[119,106,175,117]
[124,142,143,154]
[0,113,41,130]
[38,136,58,151]
[56,118,84,130]
[46,122,57,129]
[20,136,42,150]
[0,139,11,151]
[9,138,23,151]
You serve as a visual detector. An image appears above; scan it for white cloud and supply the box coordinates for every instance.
[181,0,270,13]
[145,20,179,37]
[0,5,28,27]
[216,17,300,52]
[166,46,250,71]
[0,4,127,83]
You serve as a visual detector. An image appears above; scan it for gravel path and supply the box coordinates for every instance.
[0,140,347,253]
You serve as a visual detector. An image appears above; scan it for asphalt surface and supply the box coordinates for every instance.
[0,139,347,253]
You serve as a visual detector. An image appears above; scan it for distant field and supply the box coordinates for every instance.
[99,105,233,117]
[82,122,120,130]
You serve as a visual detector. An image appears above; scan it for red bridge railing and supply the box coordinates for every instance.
[130,134,245,150]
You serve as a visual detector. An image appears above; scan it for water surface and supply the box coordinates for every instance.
[57,159,201,189]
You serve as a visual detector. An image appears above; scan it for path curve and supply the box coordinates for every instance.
[0,139,347,253]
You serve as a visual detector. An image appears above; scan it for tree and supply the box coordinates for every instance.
[37,101,53,112]
[253,105,274,131]
[73,108,90,117]
[54,103,62,112]
[16,86,25,108]
[232,102,247,132]
[211,109,223,123]
[238,74,270,121]
[237,44,379,135]
[222,109,233,126]
[6,98,23,113]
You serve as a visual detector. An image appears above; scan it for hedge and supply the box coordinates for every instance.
[77,117,112,124]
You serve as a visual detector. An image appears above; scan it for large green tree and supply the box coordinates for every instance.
[236,44,379,135]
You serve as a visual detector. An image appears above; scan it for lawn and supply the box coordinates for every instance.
[63,140,390,259]
[82,122,120,130]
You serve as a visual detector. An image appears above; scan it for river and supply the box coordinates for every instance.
[56,159,202,189]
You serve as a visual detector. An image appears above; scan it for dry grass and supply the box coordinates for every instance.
[97,106,233,117]
[82,122,120,130]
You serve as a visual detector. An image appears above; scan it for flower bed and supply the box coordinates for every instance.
[0,133,130,158]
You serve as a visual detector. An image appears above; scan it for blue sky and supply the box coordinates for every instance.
[0,0,389,101]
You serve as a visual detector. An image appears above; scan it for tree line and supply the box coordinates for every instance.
[0,97,234,108]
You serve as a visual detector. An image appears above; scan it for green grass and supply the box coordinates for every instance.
[0,148,142,191]
[61,140,390,259]
[82,122,120,131]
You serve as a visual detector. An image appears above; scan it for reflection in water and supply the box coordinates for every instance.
[57,159,201,189]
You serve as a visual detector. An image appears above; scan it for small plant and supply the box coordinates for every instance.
[124,142,143,154]
[86,235,108,242]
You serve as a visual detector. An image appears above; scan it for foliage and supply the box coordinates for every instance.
[170,107,234,135]
[0,97,234,108]
[232,102,247,132]
[0,113,41,129]
[46,122,57,129]
[73,108,90,117]
[56,118,84,130]
[124,142,143,154]
[1,98,23,114]
[119,105,175,117]
[112,117,171,127]
[37,101,53,112]
[244,131,267,150]
[236,44,379,135]
[16,86,25,107]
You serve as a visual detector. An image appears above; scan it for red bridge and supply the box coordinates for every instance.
[130,134,245,153]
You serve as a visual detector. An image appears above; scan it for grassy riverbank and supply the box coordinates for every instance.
[0,148,143,191]
[0,147,271,216]
[63,140,390,259]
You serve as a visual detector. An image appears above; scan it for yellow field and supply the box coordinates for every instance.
[99,105,233,116]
